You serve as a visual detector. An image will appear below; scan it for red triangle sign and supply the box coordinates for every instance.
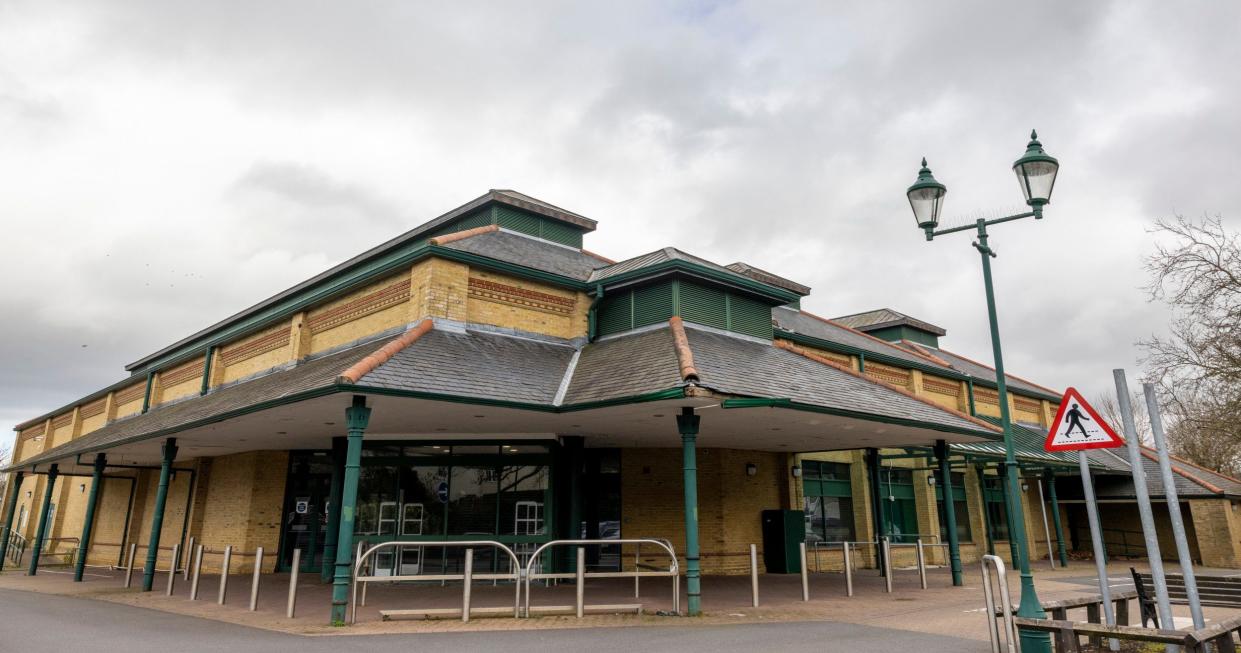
[1044,387,1125,451]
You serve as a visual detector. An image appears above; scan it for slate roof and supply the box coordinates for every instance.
[1086,448,1241,499]
[684,326,990,434]
[833,308,947,336]
[589,247,776,289]
[561,327,685,405]
[358,328,576,405]
[12,335,396,470]
[437,229,608,281]
[917,346,1059,399]
[772,307,959,373]
[956,415,1082,467]
[724,262,812,296]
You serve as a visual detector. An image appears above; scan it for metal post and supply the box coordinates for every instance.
[287,548,301,618]
[1035,477,1055,570]
[977,464,996,556]
[142,438,178,591]
[0,470,24,572]
[916,539,927,589]
[634,542,640,598]
[463,548,474,623]
[935,440,963,586]
[331,396,370,625]
[575,546,585,618]
[999,464,1021,567]
[250,546,264,611]
[26,463,59,576]
[184,536,195,580]
[190,544,203,600]
[1115,371,1174,634]
[166,543,179,596]
[882,537,892,593]
[1143,383,1205,631]
[799,541,810,601]
[749,543,759,607]
[843,541,853,597]
[74,454,107,582]
[321,437,344,583]
[124,542,137,588]
[218,545,232,605]
[677,408,702,616]
[1045,469,1068,568]
[976,222,1050,653]
[356,541,367,606]
[867,449,887,574]
[1078,452,1117,651]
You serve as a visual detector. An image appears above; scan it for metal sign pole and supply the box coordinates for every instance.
[1078,451,1118,651]
[1142,383,1205,630]
[1114,370,1175,633]
[1035,479,1055,570]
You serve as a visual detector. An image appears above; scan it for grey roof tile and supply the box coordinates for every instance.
[438,229,606,281]
[832,308,946,336]
[924,347,1058,398]
[773,307,958,372]
[561,327,685,405]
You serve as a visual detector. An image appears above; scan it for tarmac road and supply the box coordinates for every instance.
[0,587,987,652]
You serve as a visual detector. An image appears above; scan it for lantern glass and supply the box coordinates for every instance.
[908,185,946,229]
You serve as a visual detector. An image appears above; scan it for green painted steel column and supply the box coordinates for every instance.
[976,222,1049,653]
[27,464,59,576]
[935,441,963,586]
[999,464,1021,566]
[976,464,995,556]
[142,439,178,591]
[321,436,345,582]
[331,396,370,625]
[677,407,702,616]
[74,454,107,581]
[866,448,887,574]
[0,470,24,572]
[1046,468,1068,568]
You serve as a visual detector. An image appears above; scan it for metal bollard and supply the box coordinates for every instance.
[355,542,368,606]
[843,542,853,597]
[633,543,640,598]
[576,546,585,618]
[184,537,194,580]
[218,545,232,605]
[749,543,759,607]
[916,539,927,590]
[190,544,203,600]
[799,543,809,603]
[124,543,137,588]
[462,548,473,623]
[882,538,892,594]
[286,549,300,619]
[166,543,179,596]
[250,546,263,611]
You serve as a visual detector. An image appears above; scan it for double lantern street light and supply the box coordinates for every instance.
[907,131,1059,653]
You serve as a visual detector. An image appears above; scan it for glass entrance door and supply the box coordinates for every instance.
[280,452,333,572]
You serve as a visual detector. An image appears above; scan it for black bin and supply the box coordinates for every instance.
[761,509,805,574]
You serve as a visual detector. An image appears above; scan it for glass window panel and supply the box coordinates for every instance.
[447,465,498,535]
[499,465,549,536]
[822,496,855,543]
[355,464,398,536]
[501,443,551,455]
[403,445,443,457]
[398,465,447,536]
[937,498,972,543]
[362,444,402,457]
[803,496,824,543]
[451,445,500,455]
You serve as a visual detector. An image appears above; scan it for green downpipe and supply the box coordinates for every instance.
[200,346,215,396]
[935,441,963,586]
[966,379,977,416]
[1046,468,1068,567]
[0,471,24,572]
[587,284,603,342]
[977,464,995,556]
[677,407,702,616]
[141,370,155,414]
[331,396,371,625]
[27,464,59,576]
[321,436,345,582]
[866,448,887,575]
[141,439,178,591]
[74,454,107,581]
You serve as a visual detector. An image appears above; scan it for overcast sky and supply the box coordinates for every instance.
[2,1,1238,450]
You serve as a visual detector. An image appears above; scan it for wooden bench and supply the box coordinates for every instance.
[1137,571,1241,608]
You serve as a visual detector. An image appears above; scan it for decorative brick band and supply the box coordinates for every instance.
[114,384,146,405]
[924,377,960,397]
[307,278,412,333]
[467,277,575,316]
[220,325,293,367]
[160,359,205,387]
[1014,396,1042,414]
[865,362,910,387]
[20,425,46,439]
[50,412,74,429]
[974,387,1000,404]
[79,398,107,419]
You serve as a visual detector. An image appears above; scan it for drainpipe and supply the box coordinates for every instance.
[1046,468,1068,568]
[141,371,155,414]
[27,464,59,576]
[587,284,604,342]
[966,379,977,416]
[0,471,24,571]
[141,438,178,591]
[74,454,107,581]
[866,448,887,574]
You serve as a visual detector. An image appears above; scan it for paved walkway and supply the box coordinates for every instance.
[0,587,987,652]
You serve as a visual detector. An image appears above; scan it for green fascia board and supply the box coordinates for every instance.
[121,246,590,380]
[720,397,1001,440]
[773,329,1059,402]
[595,260,800,305]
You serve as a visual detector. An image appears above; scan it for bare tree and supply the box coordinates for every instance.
[1141,214,1241,475]
[1092,392,1151,445]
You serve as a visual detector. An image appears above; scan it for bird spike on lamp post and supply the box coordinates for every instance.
[907,130,1059,653]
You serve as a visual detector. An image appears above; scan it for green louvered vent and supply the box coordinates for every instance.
[679,281,728,330]
[728,293,775,339]
[496,205,542,238]
[596,292,634,337]
[427,205,586,248]
[453,209,493,231]
[633,283,675,328]
[539,219,585,248]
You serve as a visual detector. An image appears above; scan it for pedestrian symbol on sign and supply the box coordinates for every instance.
[1044,387,1124,452]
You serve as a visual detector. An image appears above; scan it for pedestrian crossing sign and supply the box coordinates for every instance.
[1044,387,1125,451]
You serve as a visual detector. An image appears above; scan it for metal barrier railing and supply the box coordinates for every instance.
[5,529,28,566]
[631,537,675,599]
[523,539,679,618]
[351,540,523,624]
[982,554,1020,653]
